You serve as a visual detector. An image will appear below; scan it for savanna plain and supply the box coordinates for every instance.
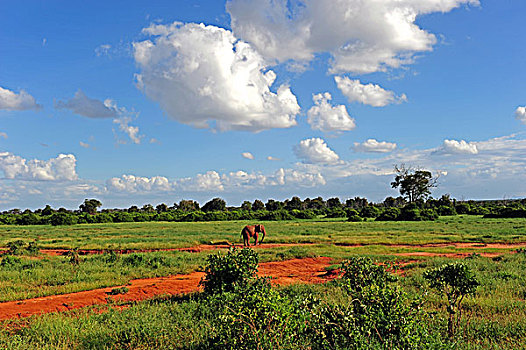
[1,216,526,349]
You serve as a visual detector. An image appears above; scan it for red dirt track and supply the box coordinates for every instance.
[0,257,333,321]
[2,241,524,257]
[0,240,523,321]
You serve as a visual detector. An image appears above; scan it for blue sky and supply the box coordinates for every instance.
[0,0,525,210]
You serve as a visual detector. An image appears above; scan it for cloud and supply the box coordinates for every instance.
[242,152,255,160]
[307,92,355,133]
[335,77,407,107]
[0,132,7,139]
[0,152,78,181]
[227,0,478,74]
[436,139,478,155]
[515,106,526,124]
[294,138,340,164]
[0,86,41,111]
[353,139,397,153]
[55,90,116,118]
[267,156,280,161]
[56,91,143,144]
[133,22,300,132]
[177,171,224,192]
[79,141,90,148]
[95,44,112,57]
[106,174,172,193]
[113,116,142,144]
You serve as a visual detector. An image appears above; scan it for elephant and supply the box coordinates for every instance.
[241,224,266,247]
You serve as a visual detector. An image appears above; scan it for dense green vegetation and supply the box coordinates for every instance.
[1,195,526,227]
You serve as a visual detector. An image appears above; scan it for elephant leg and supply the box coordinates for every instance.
[254,233,259,246]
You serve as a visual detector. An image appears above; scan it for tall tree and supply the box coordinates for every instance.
[240,201,252,211]
[79,199,102,215]
[202,198,226,212]
[391,165,437,203]
[252,199,265,211]
[178,200,200,212]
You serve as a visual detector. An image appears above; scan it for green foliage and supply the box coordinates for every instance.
[360,206,381,218]
[424,262,480,337]
[0,255,22,267]
[122,254,168,269]
[325,208,347,218]
[376,207,401,221]
[112,212,134,223]
[391,165,437,203]
[340,257,397,291]
[6,240,26,255]
[79,199,102,215]
[67,248,80,265]
[291,209,317,219]
[437,205,456,216]
[108,287,129,295]
[200,247,258,295]
[15,213,41,225]
[49,212,78,226]
[263,209,294,221]
[202,197,227,212]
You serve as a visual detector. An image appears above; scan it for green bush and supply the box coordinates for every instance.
[112,212,134,223]
[49,212,78,226]
[398,207,422,221]
[200,247,259,295]
[376,207,401,221]
[424,262,480,337]
[325,208,347,218]
[347,214,363,222]
[340,257,397,291]
[360,206,381,218]
[6,240,26,255]
[437,205,457,216]
[420,208,438,221]
[263,209,294,221]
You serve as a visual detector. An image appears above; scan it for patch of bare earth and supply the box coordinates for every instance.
[0,257,333,321]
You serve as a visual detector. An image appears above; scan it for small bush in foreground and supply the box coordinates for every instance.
[200,247,258,295]
[424,262,479,337]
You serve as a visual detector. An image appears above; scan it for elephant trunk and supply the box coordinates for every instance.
[259,226,266,244]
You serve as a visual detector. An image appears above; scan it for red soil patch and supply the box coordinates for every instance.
[0,257,334,321]
[1,241,524,257]
[0,243,315,257]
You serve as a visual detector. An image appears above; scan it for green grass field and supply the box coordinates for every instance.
[1,216,526,349]
[1,215,525,249]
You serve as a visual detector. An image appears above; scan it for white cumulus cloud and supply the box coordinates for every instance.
[307,92,355,133]
[177,171,224,192]
[242,152,255,160]
[227,0,478,74]
[353,139,397,153]
[0,152,78,181]
[0,86,41,111]
[106,175,172,193]
[335,77,407,107]
[437,139,478,155]
[133,22,300,132]
[515,106,526,124]
[294,138,340,164]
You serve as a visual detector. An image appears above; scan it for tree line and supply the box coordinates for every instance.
[1,165,525,225]
[1,194,525,226]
